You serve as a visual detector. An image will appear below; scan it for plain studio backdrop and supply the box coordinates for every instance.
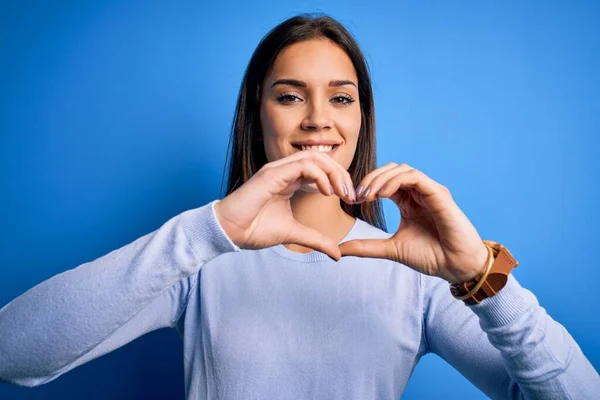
[1,1,598,399]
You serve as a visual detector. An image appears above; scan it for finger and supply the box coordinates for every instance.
[339,238,396,260]
[360,164,414,202]
[356,163,410,202]
[262,148,315,169]
[287,221,342,261]
[309,152,356,203]
[267,151,355,203]
[379,169,440,198]
[275,159,335,197]
[260,160,333,197]
[301,151,356,203]
[375,169,449,213]
[262,148,337,171]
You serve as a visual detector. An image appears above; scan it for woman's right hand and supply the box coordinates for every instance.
[214,150,356,260]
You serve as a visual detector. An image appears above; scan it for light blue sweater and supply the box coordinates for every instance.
[0,200,598,399]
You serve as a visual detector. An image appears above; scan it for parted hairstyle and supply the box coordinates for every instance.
[222,13,386,232]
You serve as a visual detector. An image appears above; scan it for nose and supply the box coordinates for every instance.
[301,99,332,131]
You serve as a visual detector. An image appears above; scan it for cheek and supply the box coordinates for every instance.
[260,105,299,161]
[338,111,361,167]
[338,105,361,137]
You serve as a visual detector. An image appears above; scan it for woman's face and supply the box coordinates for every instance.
[259,38,361,172]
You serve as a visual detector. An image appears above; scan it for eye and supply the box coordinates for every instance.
[331,94,355,105]
[276,92,303,104]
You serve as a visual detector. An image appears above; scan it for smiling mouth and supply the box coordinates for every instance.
[292,144,340,153]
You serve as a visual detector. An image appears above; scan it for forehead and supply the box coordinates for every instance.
[266,38,358,84]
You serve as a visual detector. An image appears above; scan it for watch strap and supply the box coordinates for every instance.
[450,241,519,305]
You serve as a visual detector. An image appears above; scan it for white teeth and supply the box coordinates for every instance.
[300,145,334,152]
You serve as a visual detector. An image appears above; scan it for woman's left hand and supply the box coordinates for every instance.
[338,163,489,284]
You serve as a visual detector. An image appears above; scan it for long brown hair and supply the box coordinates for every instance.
[222,13,386,232]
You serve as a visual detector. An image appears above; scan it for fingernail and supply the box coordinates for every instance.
[342,183,349,196]
[329,185,335,195]
[361,187,371,199]
[356,185,364,197]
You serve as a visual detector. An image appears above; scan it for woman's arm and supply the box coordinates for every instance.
[0,201,239,387]
[421,273,600,399]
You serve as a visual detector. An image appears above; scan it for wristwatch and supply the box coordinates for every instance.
[450,240,519,305]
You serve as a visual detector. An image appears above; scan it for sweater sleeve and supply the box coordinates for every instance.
[0,200,239,387]
[421,273,600,399]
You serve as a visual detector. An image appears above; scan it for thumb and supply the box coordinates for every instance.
[339,239,394,259]
[287,222,342,261]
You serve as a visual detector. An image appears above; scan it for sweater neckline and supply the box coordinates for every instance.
[269,218,361,263]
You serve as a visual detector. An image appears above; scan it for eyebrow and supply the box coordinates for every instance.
[270,79,357,88]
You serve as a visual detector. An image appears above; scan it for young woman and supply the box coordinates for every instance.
[1,14,598,399]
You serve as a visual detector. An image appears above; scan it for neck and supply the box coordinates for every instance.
[285,190,356,254]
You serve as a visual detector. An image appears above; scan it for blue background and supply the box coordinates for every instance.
[1,1,598,398]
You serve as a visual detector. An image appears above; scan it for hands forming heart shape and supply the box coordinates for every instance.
[215,151,489,284]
